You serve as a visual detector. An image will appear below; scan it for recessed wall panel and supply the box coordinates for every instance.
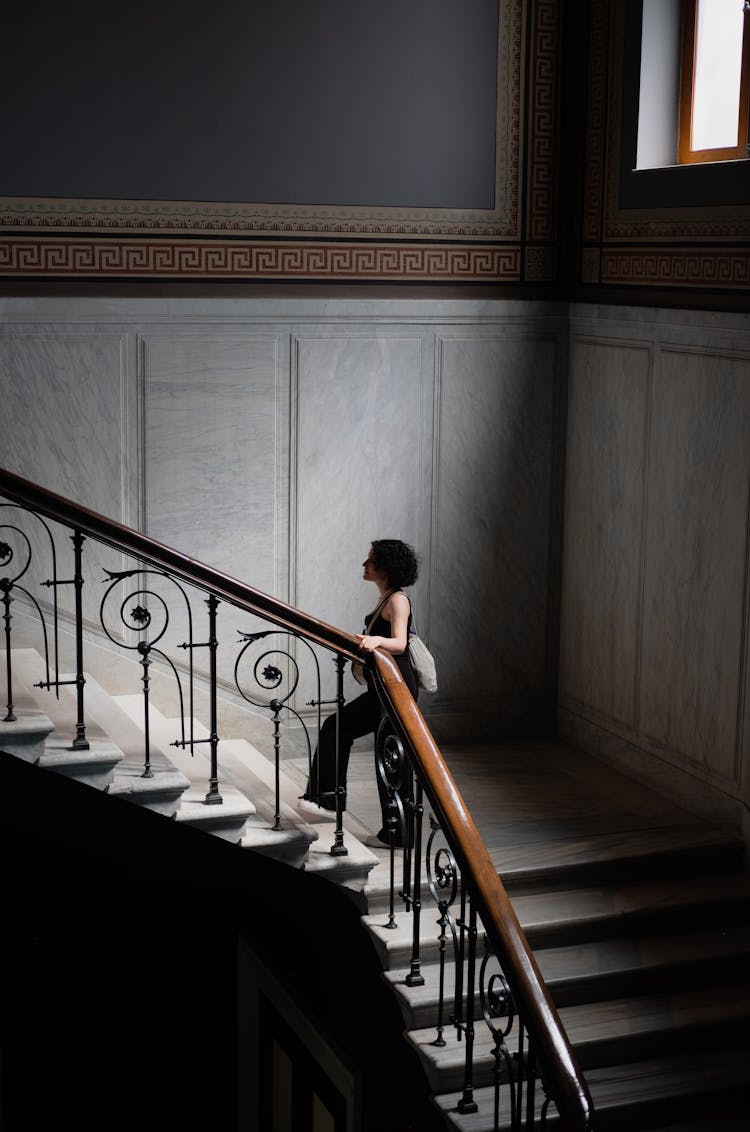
[559,338,650,726]
[0,330,129,626]
[143,334,283,596]
[434,335,557,706]
[294,335,425,641]
[640,348,750,778]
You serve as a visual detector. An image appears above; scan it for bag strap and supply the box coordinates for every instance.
[366,589,415,637]
[365,589,395,633]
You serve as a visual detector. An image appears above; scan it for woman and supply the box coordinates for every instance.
[300,538,419,848]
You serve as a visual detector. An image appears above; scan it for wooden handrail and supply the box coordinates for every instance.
[373,652,594,1129]
[0,468,362,663]
[0,465,593,1130]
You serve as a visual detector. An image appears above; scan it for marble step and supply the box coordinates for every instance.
[386,923,750,1030]
[1,651,124,788]
[514,871,750,949]
[0,707,55,762]
[115,695,256,843]
[364,870,750,974]
[39,736,124,791]
[129,702,379,887]
[113,696,380,884]
[434,1046,750,1131]
[408,981,750,1096]
[361,823,745,918]
[16,661,196,814]
[482,823,746,894]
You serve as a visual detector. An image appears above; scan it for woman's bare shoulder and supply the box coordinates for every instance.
[383,590,410,619]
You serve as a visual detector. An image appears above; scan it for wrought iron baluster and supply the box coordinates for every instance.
[480,949,517,1131]
[269,697,283,830]
[37,528,89,748]
[204,595,222,805]
[426,821,459,1050]
[2,570,15,721]
[457,895,479,1115]
[1,508,59,722]
[138,640,153,778]
[101,568,194,781]
[70,529,88,750]
[405,778,425,987]
[235,627,330,836]
[331,655,348,857]
[374,721,411,924]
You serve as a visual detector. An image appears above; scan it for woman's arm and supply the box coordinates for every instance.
[356,592,410,655]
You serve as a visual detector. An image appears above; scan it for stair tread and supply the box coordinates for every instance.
[408,982,750,1086]
[485,822,744,887]
[513,871,750,942]
[385,922,750,1027]
[434,1047,750,1130]
[364,870,750,972]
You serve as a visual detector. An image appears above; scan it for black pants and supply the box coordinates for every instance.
[304,686,415,846]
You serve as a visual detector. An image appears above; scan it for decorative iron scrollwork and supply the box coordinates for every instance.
[235,628,325,832]
[0,506,61,722]
[100,567,196,779]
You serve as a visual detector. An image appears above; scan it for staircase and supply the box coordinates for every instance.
[2,648,749,1130]
[357,755,750,1130]
[2,647,379,888]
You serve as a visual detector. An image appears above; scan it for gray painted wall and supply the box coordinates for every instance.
[559,303,750,834]
[0,296,566,745]
[4,295,747,833]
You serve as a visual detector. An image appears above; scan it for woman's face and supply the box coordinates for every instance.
[362,546,385,585]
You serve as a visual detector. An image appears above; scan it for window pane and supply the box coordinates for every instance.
[692,0,745,150]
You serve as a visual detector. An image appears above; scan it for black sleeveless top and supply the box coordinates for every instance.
[364,592,418,700]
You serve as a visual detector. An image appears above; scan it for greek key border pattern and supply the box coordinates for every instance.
[582,0,609,244]
[0,238,522,281]
[600,248,750,289]
[526,0,561,243]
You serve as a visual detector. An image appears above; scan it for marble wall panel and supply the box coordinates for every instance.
[293,334,427,651]
[0,329,131,627]
[559,338,650,727]
[142,333,286,692]
[640,347,750,780]
[432,334,558,710]
[143,334,284,594]
[0,331,128,515]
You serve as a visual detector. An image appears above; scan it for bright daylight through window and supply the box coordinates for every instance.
[679,0,750,162]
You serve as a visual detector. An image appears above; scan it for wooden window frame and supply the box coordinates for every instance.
[679,0,750,163]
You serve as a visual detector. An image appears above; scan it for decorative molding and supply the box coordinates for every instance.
[0,237,522,282]
[581,246,601,284]
[600,248,750,288]
[582,0,609,244]
[0,2,534,281]
[524,244,556,282]
[525,0,561,243]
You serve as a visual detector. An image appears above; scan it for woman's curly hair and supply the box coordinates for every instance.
[371,539,419,589]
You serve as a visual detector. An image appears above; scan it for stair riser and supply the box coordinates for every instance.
[394,948,750,1030]
[585,1084,750,1132]
[366,842,747,917]
[574,1015,750,1073]
[547,951,750,1008]
[523,900,750,950]
[502,842,747,899]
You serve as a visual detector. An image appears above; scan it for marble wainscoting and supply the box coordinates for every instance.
[0,297,568,744]
[0,326,136,629]
[559,304,750,833]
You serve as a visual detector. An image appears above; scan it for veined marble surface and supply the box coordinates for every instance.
[561,305,750,817]
[5,294,749,805]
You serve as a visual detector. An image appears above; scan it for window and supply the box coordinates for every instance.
[679,0,750,163]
